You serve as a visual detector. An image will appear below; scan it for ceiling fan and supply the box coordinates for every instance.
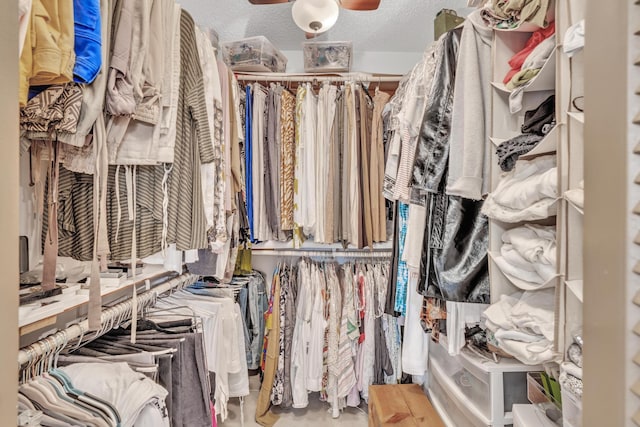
[248,0,381,37]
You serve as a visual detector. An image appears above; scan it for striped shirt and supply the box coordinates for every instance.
[165,10,215,251]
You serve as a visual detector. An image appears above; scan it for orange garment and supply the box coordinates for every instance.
[502,22,555,84]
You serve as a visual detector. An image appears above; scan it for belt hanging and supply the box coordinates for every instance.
[42,139,60,290]
[89,113,109,330]
[161,163,173,254]
[130,166,138,345]
[114,165,121,243]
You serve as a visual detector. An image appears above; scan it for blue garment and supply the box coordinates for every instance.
[27,85,48,101]
[245,85,255,242]
[394,202,410,315]
[73,0,102,83]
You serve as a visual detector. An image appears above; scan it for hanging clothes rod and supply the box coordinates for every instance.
[18,272,199,367]
[235,72,403,83]
[251,248,392,258]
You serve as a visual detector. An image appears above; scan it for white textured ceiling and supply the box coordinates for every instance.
[179,0,474,53]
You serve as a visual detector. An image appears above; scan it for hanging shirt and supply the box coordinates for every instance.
[72,0,102,84]
[195,28,219,236]
[251,84,268,241]
[245,85,255,241]
[370,90,391,242]
[393,202,410,315]
[164,10,215,251]
[302,83,318,237]
[19,0,75,106]
[293,85,306,244]
[265,84,283,240]
[346,84,361,247]
[307,264,326,392]
[279,89,296,231]
[315,84,337,243]
[156,2,182,163]
[393,42,440,203]
[291,260,313,408]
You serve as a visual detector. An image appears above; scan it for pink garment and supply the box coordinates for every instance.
[211,401,217,427]
[503,22,556,84]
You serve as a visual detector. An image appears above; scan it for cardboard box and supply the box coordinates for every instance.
[368,384,445,427]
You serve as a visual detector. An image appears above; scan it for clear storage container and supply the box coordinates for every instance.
[561,388,582,427]
[303,41,352,72]
[429,367,484,427]
[526,372,563,423]
[430,336,492,420]
[221,36,287,73]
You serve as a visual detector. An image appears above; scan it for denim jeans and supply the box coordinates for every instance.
[247,273,268,370]
[187,275,267,370]
[236,287,252,368]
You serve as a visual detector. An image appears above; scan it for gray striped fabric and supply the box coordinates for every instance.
[165,10,215,251]
[106,165,164,260]
[43,167,94,261]
[43,165,165,261]
[43,9,217,262]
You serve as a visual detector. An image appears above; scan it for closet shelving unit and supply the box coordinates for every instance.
[18,272,198,368]
[478,0,588,425]
[487,28,559,304]
[428,8,562,427]
[557,0,585,426]
[18,266,185,347]
[429,2,576,426]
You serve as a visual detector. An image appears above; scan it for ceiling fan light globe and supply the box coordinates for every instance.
[292,0,339,33]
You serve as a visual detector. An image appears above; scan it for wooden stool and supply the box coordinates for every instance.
[368,384,446,426]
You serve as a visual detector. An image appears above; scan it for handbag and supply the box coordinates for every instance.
[434,9,465,40]
[234,243,253,276]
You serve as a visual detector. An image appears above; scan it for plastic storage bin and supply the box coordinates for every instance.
[428,336,536,426]
[221,36,287,73]
[526,372,563,424]
[303,41,352,72]
[561,388,582,427]
[430,336,492,420]
[513,404,558,427]
[429,367,484,427]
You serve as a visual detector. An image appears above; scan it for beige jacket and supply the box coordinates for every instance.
[19,0,75,106]
[107,0,168,165]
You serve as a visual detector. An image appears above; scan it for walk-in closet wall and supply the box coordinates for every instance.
[629,2,640,426]
[179,0,475,74]
[582,1,629,426]
[556,2,586,425]
[0,0,19,423]
[556,0,586,424]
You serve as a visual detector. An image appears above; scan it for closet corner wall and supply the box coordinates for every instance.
[557,1,586,426]
[0,0,20,423]
[582,1,633,427]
